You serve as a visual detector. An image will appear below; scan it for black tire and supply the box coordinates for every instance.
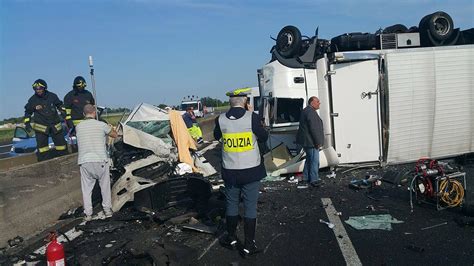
[418,14,430,29]
[407,26,419,33]
[276,25,302,58]
[419,14,433,46]
[383,24,408,34]
[420,11,454,41]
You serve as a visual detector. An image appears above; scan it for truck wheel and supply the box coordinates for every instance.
[276,25,302,58]
[407,26,419,33]
[383,24,408,34]
[420,11,454,41]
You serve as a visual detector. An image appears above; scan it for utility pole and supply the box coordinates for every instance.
[88,56,98,120]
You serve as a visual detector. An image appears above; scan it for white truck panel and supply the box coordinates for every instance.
[330,59,381,163]
[262,61,310,99]
[316,56,334,148]
[386,45,474,163]
[304,68,319,99]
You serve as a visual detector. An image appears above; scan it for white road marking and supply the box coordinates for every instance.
[321,198,362,266]
[197,237,219,260]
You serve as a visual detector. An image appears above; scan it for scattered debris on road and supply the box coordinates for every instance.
[345,214,404,231]
[420,221,448,231]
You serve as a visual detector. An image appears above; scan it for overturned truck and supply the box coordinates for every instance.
[258,11,474,167]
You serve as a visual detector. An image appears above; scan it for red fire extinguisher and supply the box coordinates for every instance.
[46,232,65,266]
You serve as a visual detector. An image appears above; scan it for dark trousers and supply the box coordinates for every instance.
[35,128,68,161]
[224,181,260,219]
[303,147,320,183]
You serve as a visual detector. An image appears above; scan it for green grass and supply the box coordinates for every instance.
[101,113,128,126]
[0,128,15,143]
[214,105,229,112]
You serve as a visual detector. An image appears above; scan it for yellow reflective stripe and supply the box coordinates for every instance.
[54,123,62,131]
[73,119,83,125]
[227,87,251,96]
[188,125,203,139]
[66,116,72,120]
[75,80,87,88]
[38,146,50,153]
[32,82,46,88]
[32,123,47,130]
[31,123,48,133]
[66,109,72,115]
[222,132,253,152]
[234,87,251,95]
[55,145,67,151]
[24,117,30,123]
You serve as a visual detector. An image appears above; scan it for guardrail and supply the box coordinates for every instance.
[0,144,12,155]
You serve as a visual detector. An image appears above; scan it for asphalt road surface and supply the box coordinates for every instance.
[198,145,474,266]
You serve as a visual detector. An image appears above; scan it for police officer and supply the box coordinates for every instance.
[214,88,268,258]
[24,79,68,161]
[63,76,95,130]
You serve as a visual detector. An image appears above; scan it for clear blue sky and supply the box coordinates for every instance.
[1,0,473,119]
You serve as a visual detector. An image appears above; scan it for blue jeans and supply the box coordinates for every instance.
[224,181,260,219]
[303,147,320,183]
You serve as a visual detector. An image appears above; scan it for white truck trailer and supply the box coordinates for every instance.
[258,12,474,166]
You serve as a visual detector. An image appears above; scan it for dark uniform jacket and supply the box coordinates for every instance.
[64,89,95,124]
[296,105,324,148]
[214,107,269,185]
[182,112,195,128]
[24,91,65,132]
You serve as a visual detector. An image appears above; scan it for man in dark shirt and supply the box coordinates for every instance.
[296,96,324,187]
[214,88,268,257]
[183,107,203,144]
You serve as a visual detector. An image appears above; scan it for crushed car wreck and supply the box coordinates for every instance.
[110,103,217,212]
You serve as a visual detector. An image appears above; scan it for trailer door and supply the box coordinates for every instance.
[330,59,380,163]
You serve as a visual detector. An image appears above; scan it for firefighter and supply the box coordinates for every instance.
[24,79,68,161]
[63,76,95,130]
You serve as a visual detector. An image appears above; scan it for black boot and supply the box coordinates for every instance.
[54,148,69,158]
[240,218,262,258]
[36,150,52,162]
[220,215,239,250]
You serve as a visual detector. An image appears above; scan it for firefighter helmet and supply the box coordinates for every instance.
[73,76,87,89]
[32,79,47,90]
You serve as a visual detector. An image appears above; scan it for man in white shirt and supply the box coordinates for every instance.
[76,104,118,221]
